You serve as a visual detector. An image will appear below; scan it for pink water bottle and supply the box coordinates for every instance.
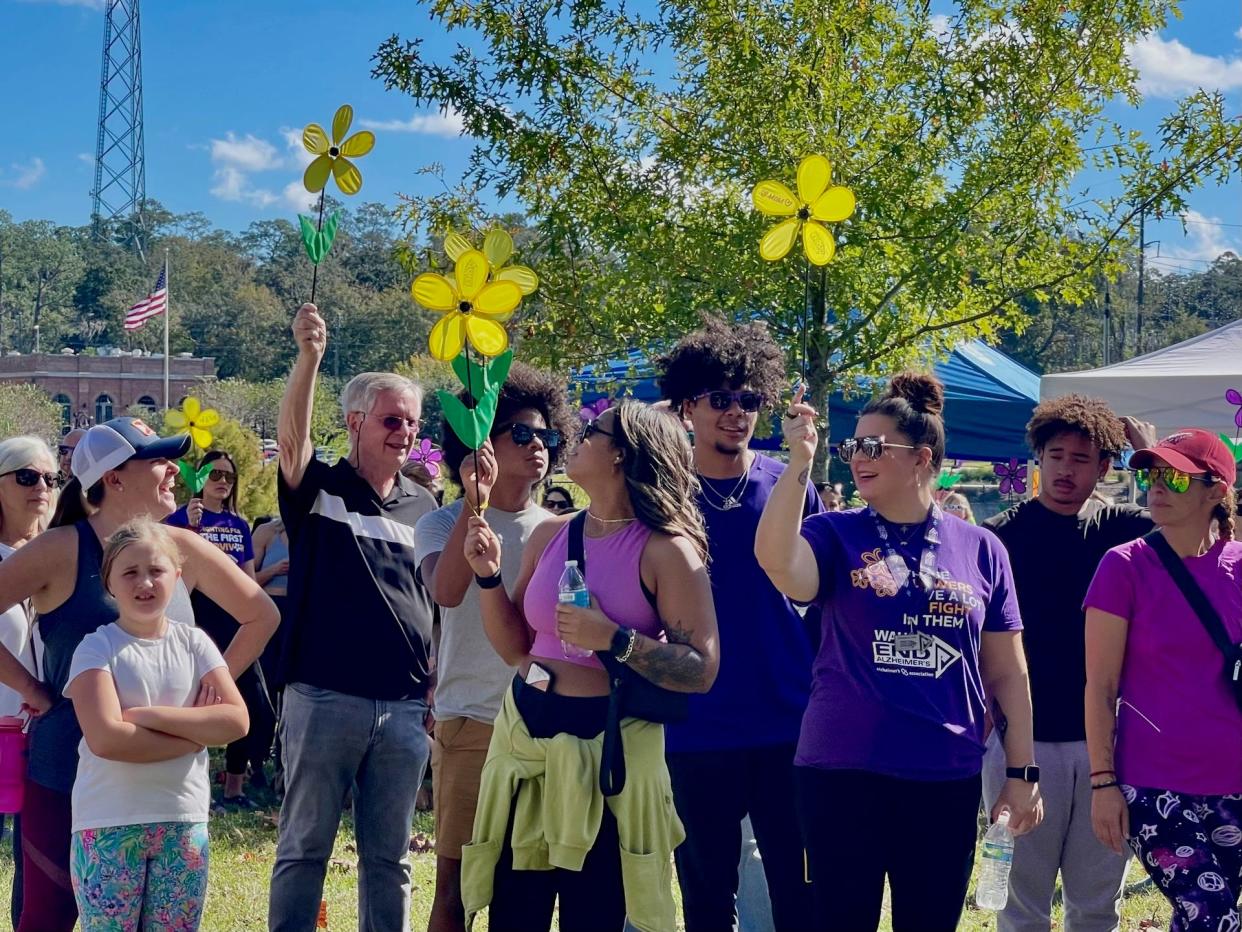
[0,717,27,814]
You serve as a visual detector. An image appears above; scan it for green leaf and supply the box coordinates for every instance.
[450,350,513,404]
[298,211,343,265]
[1218,433,1242,463]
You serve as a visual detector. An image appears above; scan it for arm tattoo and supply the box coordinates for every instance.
[797,468,809,486]
[625,620,708,691]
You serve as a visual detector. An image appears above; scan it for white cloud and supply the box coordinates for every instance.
[76,152,93,166]
[282,128,315,169]
[1,157,46,190]
[209,132,281,171]
[209,165,278,207]
[359,109,465,137]
[282,181,317,214]
[1236,26,1242,41]
[1127,33,1242,97]
[1157,209,1241,263]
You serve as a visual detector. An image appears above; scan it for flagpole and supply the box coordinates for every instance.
[163,249,170,409]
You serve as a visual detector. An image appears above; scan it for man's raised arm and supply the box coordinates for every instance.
[279,303,327,491]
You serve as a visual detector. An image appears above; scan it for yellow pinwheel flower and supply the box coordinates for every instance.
[752,154,856,266]
[165,397,220,451]
[412,249,523,361]
[444,229,539,295]
[302,105,375,196]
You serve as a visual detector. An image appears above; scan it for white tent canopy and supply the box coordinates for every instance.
[1040,319,1242,439]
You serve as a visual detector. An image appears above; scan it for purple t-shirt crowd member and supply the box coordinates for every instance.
[1084,537,1242,796]
[167,506,254,568]
[798,507,1022,779]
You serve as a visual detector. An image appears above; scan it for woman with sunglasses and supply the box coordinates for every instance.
[755,374,1041,932]
[543,485,575,515]
[166,449,275,810]
[1085,429,1242,930]
[458,402,718,932]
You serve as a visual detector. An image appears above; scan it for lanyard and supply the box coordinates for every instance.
[869,504,943,594]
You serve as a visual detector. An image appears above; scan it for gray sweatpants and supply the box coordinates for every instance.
[983,735,1129,932]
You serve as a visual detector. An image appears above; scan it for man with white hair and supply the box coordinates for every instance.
[268,303,437,932]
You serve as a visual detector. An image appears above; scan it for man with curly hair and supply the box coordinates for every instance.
[983,395,1154,932]
[658,317,819,932]
[415,362,576,932]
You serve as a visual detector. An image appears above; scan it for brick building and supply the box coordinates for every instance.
[0,351,216,432]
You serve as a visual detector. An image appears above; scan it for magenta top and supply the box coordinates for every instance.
[523,519,662,669]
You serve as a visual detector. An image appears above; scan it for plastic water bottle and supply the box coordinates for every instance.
[976,809,1014,911]
[558,560,593,659]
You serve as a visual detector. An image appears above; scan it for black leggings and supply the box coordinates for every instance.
[487,677,625,932]
[795,766,981,932]
[223,664,276,777]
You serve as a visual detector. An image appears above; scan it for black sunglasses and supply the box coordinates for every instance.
[364,413,422,432]
[577,421,616,443]
[505,423,561,449]
[689,389,766,413]
[837,436,921,464]
[2,468,63,489]
[544,496,574,510]
[207,469,235,484]
[57,445,73,457]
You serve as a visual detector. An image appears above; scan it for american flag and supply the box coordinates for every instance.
[124,263,168,331]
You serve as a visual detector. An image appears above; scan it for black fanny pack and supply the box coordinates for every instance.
[566,511,687,797]
[1145,530,1242,712]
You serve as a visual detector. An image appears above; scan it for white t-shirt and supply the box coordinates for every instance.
[414,500,548,723]
[0,544,35,719]
[65,621,226,832]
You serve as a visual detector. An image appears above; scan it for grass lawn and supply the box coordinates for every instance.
[0,789,1173,931]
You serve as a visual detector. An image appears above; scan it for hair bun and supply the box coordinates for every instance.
[887,372,944,418]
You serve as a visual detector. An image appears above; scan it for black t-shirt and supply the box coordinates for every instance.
[984,499,1152,743]
[277,457,436,700]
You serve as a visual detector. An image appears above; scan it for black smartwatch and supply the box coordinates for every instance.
[1006,765,1040,783]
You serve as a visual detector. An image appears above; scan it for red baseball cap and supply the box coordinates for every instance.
[1130,428,1237,487]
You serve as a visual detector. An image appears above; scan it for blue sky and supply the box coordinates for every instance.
[1,0,1240,275]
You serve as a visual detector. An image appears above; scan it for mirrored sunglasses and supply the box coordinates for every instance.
[837,436,921,464]
[689,389,766,413]
[1134,466,1215,494]
[1,468,63,489]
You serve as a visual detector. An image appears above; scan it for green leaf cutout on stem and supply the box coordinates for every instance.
[439,350,515,449]
[298,210,342,265]
[936,470,964,490]
[451,350,513,405]
[1218,433,1242,463]
[177,460,216,495]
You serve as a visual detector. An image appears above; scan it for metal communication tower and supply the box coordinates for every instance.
[91,0,146,251]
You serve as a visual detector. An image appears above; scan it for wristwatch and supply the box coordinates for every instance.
[1006,765,1040,783]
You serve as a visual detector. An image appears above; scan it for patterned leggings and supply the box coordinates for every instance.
[70,821,209,931]
[1124,784,1242,932]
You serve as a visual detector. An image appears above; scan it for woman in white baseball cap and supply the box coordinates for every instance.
[0,417,280,932]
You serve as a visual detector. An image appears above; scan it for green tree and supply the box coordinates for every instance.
[375,0,1242,475]
[0,383,65,444]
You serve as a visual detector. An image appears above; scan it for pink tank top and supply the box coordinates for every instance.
[523,519,662,669]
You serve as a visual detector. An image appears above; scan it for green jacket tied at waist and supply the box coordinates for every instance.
[461,685,685,932]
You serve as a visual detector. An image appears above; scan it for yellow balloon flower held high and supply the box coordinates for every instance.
[302,105,375,196]
[165,397,220,451]
[752,154,856,266]
[412,249,523,361]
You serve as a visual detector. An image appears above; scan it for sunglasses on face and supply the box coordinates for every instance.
[837,436,921,464]
[57,445,73,457]
[207,469,235,484]
[576,421,616,444]
[1134,466,1216,494]
[545,497,574,511]
[689,390,766,413]
[366,413,421,432]
[505,423,561,449]
[1,468,63,489]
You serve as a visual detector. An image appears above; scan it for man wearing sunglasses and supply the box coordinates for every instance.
[658,318,820,932]
[982,395,1155,932]
[270,304,438,932]
[57,428,85,481]
[414,362,574,932]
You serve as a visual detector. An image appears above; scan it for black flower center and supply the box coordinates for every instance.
[797,206,811,220]
[458,301,473,314]
[329,146,340,158]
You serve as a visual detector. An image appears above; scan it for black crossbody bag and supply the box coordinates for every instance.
[567,511,687,797]
[1144,530,1242,712]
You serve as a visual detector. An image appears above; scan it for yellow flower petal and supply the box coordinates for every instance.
[429,312,467,362]
[811,185,856,223]
[196,408,220,429]
[802,221,837,266]
[332,157,363,195]
[455,250,490,300]
[303,154,332,194]
[444,232,473,262]
[759,217,800,261]
[465,316,510,357]
[751,180,800,217]
[797,155,832,207]
[183,397,202,420]
[473,280,522,316]
[496,265,539,295]
[331,105,354,146]
[165,411,188,430]
[411,273,458,311]
[302,123,330,156]
[483,229,514,269]
[190,426,214,450]
[339,131,375,158]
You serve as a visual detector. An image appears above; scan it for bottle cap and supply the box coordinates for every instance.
[564,560,577,567]
[996,809,1011,825]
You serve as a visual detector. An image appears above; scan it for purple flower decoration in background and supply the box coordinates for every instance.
[994,458,1028,496]
[1226,389,1242,436]
[408,438,444,478]
[579,397,613,423]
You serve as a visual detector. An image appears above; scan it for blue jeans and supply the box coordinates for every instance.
[268,683,430,932]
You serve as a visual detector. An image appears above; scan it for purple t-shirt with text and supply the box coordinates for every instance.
[167,506,254,568]
[798,509,1022,780]
[1084,537,1242,796]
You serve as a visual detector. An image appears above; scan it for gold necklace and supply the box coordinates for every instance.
[587,511,636,525]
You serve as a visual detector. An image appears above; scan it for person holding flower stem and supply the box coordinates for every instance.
[755,376,1042,932]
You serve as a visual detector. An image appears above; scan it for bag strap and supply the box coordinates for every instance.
[568,511,588,575]
[1144,530,1237,661]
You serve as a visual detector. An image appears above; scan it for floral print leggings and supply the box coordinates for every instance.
[1125,785,1242,932]
[70,821,209,931]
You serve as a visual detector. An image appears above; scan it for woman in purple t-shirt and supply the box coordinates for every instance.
[1085,429,1242,931]
[755,373,1043,932]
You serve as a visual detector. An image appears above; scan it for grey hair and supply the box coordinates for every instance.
[339,372,424,421]
[0,435,58,534]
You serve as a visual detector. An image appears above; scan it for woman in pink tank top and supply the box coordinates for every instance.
[461,402,719,932]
